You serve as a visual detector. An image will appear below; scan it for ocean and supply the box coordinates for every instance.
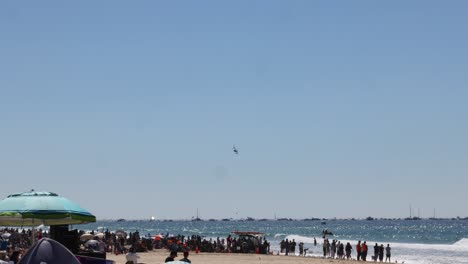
[79,219,468,264]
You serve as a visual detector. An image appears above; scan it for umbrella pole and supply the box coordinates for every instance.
[31,218,36,245]
[31,226,35,245]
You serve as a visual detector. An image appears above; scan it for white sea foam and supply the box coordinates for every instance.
[278,235,468,264]
[453,238,468,247]
[182,227,201,233]
[274,233,287,238]
[284,235,468,251]
[284,234,317,244]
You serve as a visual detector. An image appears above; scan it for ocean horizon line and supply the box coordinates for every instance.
[93,216,468,222]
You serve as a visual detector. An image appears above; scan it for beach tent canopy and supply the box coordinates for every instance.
[0,190,96,226]
[80,233,95,241]
[18,238,81,264]
[84,239,99,246]
[115,230,127,238]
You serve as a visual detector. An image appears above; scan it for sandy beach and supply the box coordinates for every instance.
[107,251,357,264]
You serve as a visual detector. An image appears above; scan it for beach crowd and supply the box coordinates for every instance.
[278,237,392,262]
[0,228,272,263]
[1,227,392,264]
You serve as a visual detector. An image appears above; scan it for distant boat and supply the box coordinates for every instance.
[404,217,421,220]
[303,218,320,221]
[429,208,439,220]
[192,208,202,221]
[405,204,421,220]
[150,216,155,221]
[117,218,126,222]
[322,229,333,236]
[321,220,326,225]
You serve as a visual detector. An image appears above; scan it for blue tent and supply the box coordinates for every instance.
[18,238,81,264]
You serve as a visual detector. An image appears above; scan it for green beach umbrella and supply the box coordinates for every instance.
[0,190,96,226]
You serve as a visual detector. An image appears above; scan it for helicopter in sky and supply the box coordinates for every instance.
[233,145,239,155]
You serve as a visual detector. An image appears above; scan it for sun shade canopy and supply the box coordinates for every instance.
[0,190,96,226]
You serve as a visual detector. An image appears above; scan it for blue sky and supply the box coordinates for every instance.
[1,1,467,219]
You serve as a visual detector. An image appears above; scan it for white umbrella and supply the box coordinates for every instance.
[85,239,99,246]
[1,232,10,239]
[80,233,94,241]
[115,230,127,238]
[95,232,105,239]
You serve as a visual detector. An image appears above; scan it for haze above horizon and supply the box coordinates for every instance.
[1,1,467,220]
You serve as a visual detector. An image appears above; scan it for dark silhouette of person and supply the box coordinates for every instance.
[165,251,178,262]
[180,251,191,263]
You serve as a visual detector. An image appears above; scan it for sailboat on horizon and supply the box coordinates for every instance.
[405,204,421,220]
[192,208,202,221]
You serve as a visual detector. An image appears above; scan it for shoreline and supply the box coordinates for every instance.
[107,251,360,264]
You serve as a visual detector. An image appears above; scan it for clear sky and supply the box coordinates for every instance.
[1,1,467,220]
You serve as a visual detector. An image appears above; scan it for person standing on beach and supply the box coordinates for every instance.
[314,237,317,246]
[291,239,296,255]
[379,244,384,262]
[323,239,327,257]
[180,251,191,263]
[338,242,344,259]
[361,241,368,261]
[280,240,285,253]
[345,242,352,259]
[331,240,336,258]
[385,244,391,262]
[227,235,232,252]
[165,251,178,263]
[374,243,379,261]
[356,241,361,260]
[98,239,106,253]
